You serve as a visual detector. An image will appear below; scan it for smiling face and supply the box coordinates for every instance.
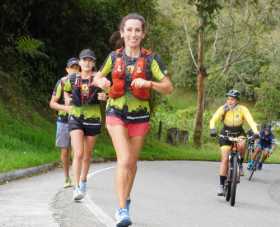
[120,19,145,49]
[226,96,238,107]
[79,57,95,72]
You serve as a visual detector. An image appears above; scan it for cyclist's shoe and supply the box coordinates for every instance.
[217,185,225,196]
[79,181,87,195]
[73,187,84,201]
[247,160,254,170]
[239,165,244,176]
[125,199,131,213]
[115,208,132,227]
[64,177,73,188]
[258,162,263,170]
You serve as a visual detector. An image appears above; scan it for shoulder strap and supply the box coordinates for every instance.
[221,104,230,122]
[112,48,124,63]
[141,48,154,81]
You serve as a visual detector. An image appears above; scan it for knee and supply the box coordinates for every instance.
[118,158,137,171]
[74,151,83,161]
[83,154,92,163]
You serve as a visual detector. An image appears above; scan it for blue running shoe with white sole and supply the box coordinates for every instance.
[73,187,84,201]
[115,208,132,227]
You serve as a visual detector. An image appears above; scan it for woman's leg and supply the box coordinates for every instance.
[220,146,231,176]
[61,148,71,179]
[107,124,131,209]
[80,136,96,182]
[70,129,84,188]
[218,145,231,195]
[125,136,145,199]
[252,146,261,160]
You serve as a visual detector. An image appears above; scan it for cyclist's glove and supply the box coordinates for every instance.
[210,128,217,137]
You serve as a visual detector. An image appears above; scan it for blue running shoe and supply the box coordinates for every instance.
[115,208,132,227]
[79,181,87,195]
[73,187,84,201]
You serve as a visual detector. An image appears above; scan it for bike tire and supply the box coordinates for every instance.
[225,182,231,201]
[230,155,238,206]
[248,164,256,181]
[248,152,261,181]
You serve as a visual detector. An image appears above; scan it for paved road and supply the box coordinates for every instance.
[1,161,280,227]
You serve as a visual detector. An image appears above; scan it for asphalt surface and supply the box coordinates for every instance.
[1,161,280,227]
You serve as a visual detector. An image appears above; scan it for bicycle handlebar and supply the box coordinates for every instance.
[219,134,248,142]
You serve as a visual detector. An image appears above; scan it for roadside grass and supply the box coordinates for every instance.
[0,101,59,173]
[1,86,280,174]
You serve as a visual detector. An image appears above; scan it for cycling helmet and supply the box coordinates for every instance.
[262,123,272,132]
[226,89,240,99]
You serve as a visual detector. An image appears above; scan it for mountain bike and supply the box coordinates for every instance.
[248,149,263,181]
[220,133,247,207]
[245,133,255,162]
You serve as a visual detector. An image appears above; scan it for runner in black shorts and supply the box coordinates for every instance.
[64,49,107,201]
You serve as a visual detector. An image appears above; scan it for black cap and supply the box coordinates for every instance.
[66,57,79,67]
[79,49,96,60]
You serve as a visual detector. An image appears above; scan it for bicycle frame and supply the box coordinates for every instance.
[220,132,246,206]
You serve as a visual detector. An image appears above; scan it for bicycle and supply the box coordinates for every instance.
[248,149,263,181]
[219,132,247,207]
[245,133,255,162]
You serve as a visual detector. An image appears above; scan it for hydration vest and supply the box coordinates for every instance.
[69,73,100,106]
[109,48,153,100]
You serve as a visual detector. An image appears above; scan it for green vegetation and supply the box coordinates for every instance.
[0,1,280,173]
[0,101,58,173]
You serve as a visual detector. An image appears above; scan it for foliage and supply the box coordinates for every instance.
[255,82,280,121]
[0,0,160,108]
[15,36,48,59]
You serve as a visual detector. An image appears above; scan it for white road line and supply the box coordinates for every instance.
[84,165,116,227]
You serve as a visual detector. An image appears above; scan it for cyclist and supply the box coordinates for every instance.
[49,57,80,188]
[93,13,173,226]
[210,89,259,196]
[247,124,276,170]
[64,49,107,201]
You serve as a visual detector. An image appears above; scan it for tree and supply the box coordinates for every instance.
[186,0,221,147]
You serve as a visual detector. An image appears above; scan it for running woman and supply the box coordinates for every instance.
[64,49,106,200]
[93,13,173,227]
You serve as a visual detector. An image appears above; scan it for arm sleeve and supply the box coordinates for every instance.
[99,54,113,77]
[63,78,72,93]
[209,106,224,129]
[242,106,258,134]
[150,54,168,81]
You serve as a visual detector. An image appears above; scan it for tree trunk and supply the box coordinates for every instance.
[193,18,206,147]
[193,70,205,147]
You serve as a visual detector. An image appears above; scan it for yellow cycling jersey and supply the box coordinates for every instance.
[209,104,258,133]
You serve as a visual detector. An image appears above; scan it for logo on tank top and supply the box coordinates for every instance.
[81,84,89,96]
[127,65,135,74]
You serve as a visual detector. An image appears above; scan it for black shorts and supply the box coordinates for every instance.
[106,106,150,123]
[219,126,245,146]
[68,115,101,136]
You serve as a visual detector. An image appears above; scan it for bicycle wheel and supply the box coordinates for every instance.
[225,181,231,201]
[230,155,238,206]
[248,152,261,181]
[225,159,232,202]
